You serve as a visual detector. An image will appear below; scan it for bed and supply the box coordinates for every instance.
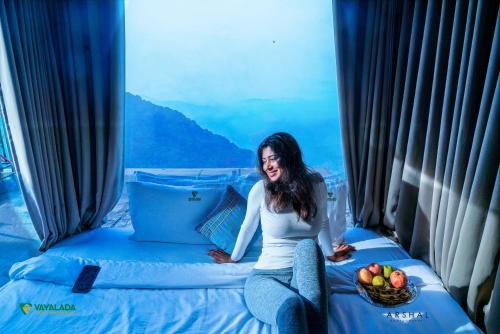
[0,226,480,333]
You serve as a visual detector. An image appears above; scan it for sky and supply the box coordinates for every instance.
[125,0,344,173]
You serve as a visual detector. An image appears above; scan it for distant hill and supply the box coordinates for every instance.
[125,93,255,168]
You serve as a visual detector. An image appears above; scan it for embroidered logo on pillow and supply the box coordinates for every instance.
[189,191,201,201]
[196,185,261,254]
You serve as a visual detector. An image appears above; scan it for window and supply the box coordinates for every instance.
[0,90,40,286]
[125,0,345,177]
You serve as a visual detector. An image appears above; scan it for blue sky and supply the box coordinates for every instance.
[125,0,344,173]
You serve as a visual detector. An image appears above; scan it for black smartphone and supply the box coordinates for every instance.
[72,265,101,293]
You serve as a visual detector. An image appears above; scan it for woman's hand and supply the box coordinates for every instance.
[208,249,237,264]
[326,243,356,262]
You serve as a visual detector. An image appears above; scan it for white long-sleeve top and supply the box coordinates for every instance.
[231,179,334,269]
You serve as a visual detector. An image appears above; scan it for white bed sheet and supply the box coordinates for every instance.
[1,227,269,333]
[329,283,480,334]
[0,280,270,334]
[326,228,480,333]
[46,226,261,263]
[0,227,481,333]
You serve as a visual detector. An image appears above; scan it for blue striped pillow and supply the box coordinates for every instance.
[196,185,261,254]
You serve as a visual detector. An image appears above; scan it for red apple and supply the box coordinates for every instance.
[390,270,407,288]
[357,268,373,285]
[367,263,382,276]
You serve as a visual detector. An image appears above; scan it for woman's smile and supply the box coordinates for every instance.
[262,147,283,182]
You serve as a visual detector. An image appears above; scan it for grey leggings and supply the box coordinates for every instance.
[243,239,328,334]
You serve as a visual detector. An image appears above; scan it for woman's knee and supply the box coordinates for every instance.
[295,239,321,259]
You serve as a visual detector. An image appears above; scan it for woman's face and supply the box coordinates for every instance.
[261,146,283,182]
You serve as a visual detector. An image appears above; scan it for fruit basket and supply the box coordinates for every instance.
[355,263,418,307]
[362,283,414,305]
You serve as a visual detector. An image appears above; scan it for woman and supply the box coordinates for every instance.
[208,132,354,334]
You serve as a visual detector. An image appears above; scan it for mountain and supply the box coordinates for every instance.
[146,98,345,173]
[125,93,255,168]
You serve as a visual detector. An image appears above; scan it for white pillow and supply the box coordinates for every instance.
[127,181,224,244]
[325,181,348,245]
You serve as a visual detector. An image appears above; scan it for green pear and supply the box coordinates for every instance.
[372,275,385,287]
[383,265,393,279]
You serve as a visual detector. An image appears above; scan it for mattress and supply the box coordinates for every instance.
[0,227,480,333]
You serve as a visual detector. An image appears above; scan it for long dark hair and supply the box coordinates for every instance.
[257,132,321,222]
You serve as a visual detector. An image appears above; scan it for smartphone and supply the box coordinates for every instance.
[72,265,101,293]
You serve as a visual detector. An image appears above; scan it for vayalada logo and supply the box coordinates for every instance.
[19,302,76,315]
[19,303,32,315]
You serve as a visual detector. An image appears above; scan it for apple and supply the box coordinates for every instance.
[383,265,393,279]
[367,263,382,276]
[390,270,407,288]
[357,268,373,285]
[372,275,385,287]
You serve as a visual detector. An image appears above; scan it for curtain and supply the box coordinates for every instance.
[333,0,499,330]
[0,105,8,160]
[0,0,125,251]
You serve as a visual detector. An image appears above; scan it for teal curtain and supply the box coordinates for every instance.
[0,0,125,250]
[333,0,499,331]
